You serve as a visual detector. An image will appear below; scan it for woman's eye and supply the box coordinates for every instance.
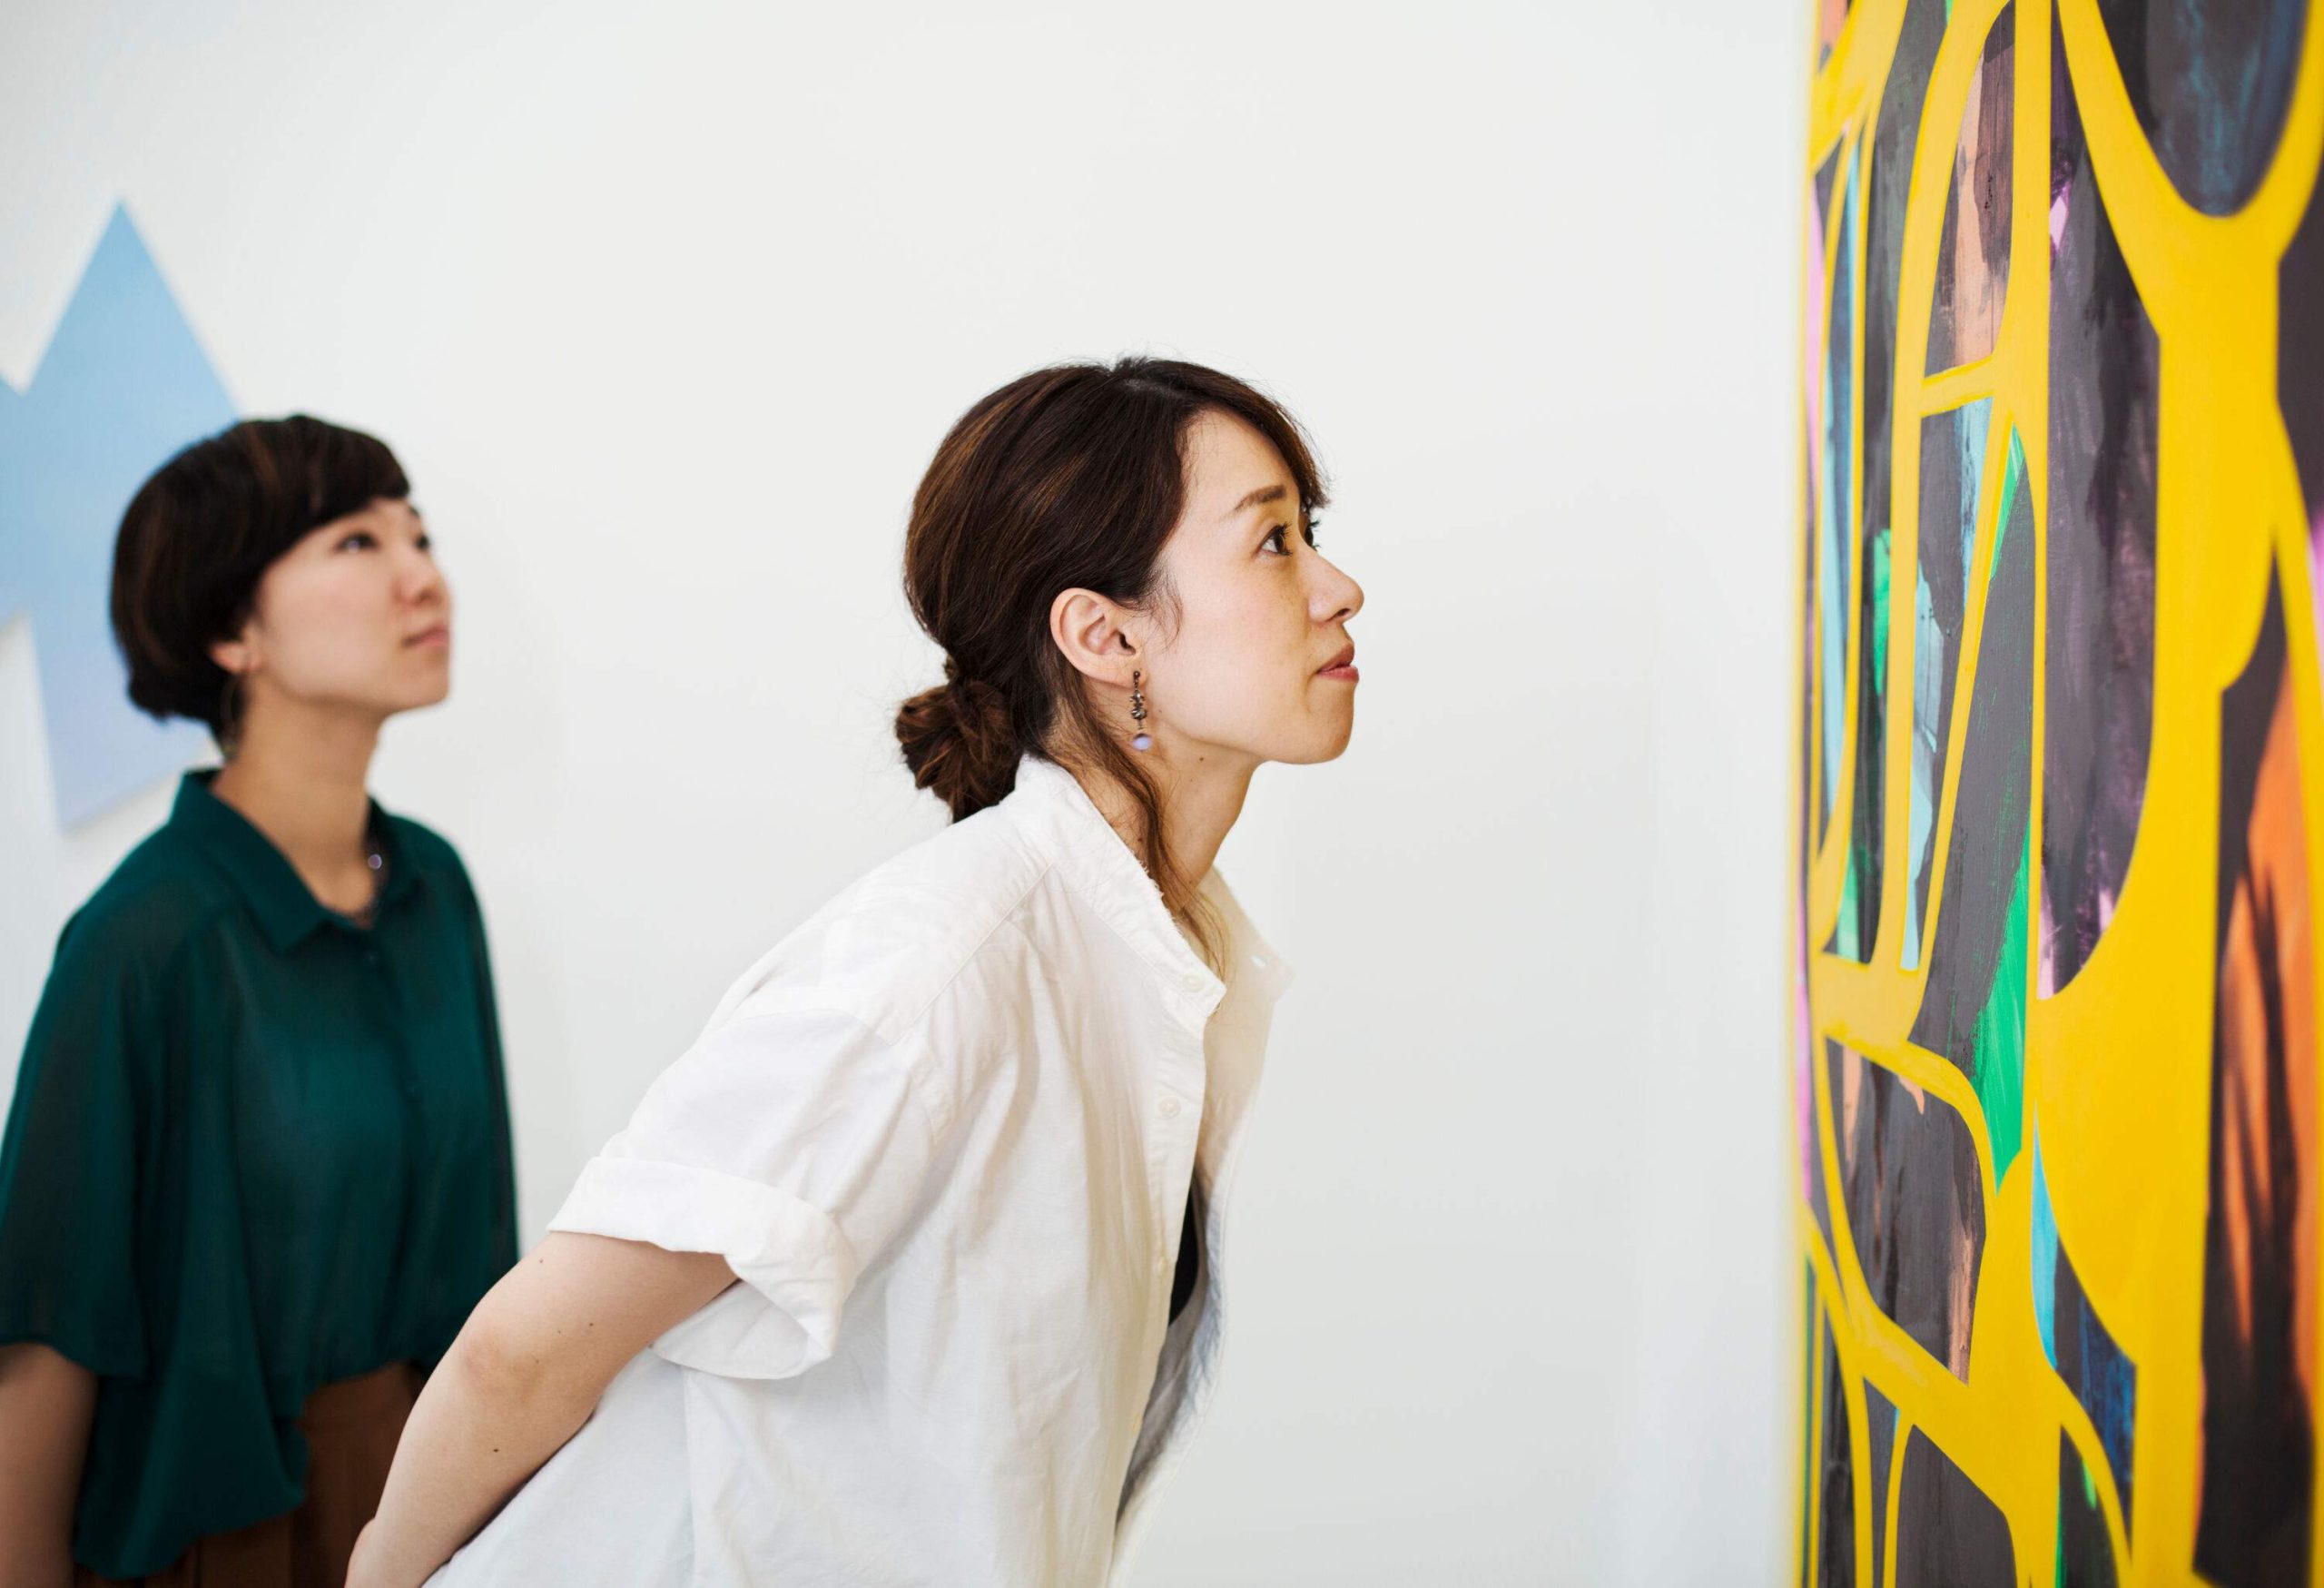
[1264,521,1324,557]
[336,531,378,552]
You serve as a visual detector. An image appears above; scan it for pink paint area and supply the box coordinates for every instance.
[2050,190,2070,252]
[2311,508,2324,650]
[2037,881,2058,997]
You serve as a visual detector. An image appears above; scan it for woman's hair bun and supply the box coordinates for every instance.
[895,658,1019,821]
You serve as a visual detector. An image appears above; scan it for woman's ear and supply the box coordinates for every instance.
[1049,587,1140,687]
[208,632,254,679]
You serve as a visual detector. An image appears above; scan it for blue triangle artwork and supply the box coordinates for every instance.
[0,203,237,828]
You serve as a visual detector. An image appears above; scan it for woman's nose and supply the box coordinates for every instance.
[398,547,448,605]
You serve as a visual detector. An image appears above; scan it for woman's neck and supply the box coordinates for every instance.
[1075,747,1255,893]
[208,704,384,916]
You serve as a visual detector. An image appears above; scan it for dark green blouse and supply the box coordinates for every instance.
[0,770,517,1578]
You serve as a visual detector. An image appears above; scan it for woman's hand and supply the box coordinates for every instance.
[353,1232,738,1584]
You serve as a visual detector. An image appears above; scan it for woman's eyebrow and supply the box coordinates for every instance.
[1222,482,1289,521]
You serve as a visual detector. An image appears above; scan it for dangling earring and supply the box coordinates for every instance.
[1129,669,1152,752]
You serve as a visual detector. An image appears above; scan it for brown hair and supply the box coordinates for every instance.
[894,356,1329,971]
[111,414,409,752]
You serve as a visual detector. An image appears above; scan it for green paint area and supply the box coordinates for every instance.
[1970,436,2029,1187]
[1970,832,2027,1184]
[1870,524,1891,685]
[1994,431,2024,561]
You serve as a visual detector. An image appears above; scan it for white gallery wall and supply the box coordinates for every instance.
[0,3,1805,1582]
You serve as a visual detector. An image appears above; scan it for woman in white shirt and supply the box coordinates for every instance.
[349,355,1364,1588]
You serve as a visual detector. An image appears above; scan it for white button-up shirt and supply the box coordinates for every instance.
[428,751,1295,1587]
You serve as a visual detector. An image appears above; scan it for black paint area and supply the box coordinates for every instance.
[2042,44,2159,993]
[2282,143,2324,526]
[2059,1435,2121,1588]
[1831,0,1945,964]
[1832,510,1888,963]
[1865,1382,1898,1588]
[1808,144,1841,861]
[2092,0,2305,216]
[1893,1426,2015,1587]
[1821,148,1860,853]
[1912,430,2034,1066]
[1827,1041,1986,1378]
[1906,404,1978,962]
[1818,1311,1856,1587]
[1799,1269,1817,1588]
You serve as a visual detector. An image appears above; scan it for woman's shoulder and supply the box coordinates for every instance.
[50,823,241,980]
[713,804,1058,1043]
[379,811,472,887]
[377,813,487,933]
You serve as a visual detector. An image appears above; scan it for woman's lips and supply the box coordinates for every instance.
[406,626,450,648]
[1317,663,1359,682]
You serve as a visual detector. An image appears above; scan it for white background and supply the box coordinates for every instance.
[0,3,1805,1581]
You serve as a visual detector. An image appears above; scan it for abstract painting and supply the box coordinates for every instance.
[1795,0,2324,1581]
[0,204,232,827]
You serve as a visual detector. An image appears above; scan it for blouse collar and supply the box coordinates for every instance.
[168,769,421,951]
[999,751,1296,1028]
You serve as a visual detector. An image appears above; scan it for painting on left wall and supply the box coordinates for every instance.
[0,204,234,828]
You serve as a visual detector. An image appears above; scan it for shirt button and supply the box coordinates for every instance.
[1157,1096,1181,1119]
[1181,972,1205,992]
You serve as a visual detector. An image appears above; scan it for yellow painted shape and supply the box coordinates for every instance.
[1792,0,2324,1581]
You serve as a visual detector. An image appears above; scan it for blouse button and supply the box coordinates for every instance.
[1157,1096,1181,1119]
[1180,972,1205,992]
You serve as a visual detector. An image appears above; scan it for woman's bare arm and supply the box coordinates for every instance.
[347,1232,737,1588]
[0,1343,96,1588]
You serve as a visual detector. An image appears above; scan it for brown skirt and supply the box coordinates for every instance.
[76,1360,424,1588]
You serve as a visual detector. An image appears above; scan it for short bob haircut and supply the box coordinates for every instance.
[111,414,409,747]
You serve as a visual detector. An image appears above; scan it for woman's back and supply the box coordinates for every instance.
[429,752,1295,1588]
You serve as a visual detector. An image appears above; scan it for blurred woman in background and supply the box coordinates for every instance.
[0,416,517,1588]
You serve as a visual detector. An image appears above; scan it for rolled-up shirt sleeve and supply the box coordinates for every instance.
[547,1000,944,1380]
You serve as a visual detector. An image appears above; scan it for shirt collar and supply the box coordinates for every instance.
[999,752,1296,1024]
[168,769,422,952]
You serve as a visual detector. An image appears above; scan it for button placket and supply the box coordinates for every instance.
[1144,1021,1206,1308]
